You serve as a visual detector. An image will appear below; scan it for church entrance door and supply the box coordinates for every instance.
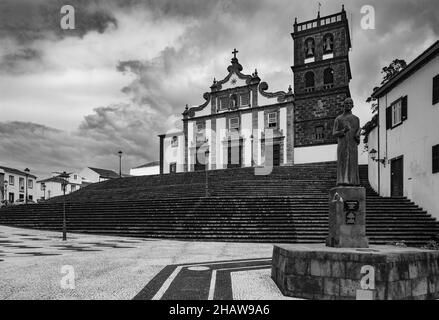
[227,140,242,168]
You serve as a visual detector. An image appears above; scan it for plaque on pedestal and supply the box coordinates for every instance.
[326,186,369,248]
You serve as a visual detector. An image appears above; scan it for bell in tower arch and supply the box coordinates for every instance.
[323,34,334,54]
[305,38,315,58]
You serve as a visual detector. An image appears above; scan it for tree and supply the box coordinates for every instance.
[380,59,407,85]
[366,59,407,113]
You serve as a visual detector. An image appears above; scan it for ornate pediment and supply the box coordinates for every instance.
[183,49,294,119]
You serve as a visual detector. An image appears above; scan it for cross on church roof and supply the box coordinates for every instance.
[232,48,239,59]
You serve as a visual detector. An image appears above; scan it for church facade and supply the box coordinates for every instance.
[159,7,352,174]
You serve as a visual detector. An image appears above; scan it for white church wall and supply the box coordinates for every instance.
[294,145,337,164]
[130,165,160,176]
[279,107,287,164]
[216,118,226,169]
[187,121,195,169]
[241,113,253,167]
[257,111,264,165]
[206,119,212,169]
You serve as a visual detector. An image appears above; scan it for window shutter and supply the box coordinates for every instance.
[433,75,439,105]
[401,96,408,121]
[386,106,392,130]
[433,145,439,174]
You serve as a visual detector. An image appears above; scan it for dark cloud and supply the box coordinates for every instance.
[0,0,118,43]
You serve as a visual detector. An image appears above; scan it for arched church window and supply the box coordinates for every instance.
[323,68,334,89]
[305,71,315,91]
[305,37,315,58]
[323,33,334,55]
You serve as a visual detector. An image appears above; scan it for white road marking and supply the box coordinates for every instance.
[208,270,217,300]
[151,266,182,300]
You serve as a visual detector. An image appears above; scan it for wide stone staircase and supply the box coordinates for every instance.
[0,162,438,246]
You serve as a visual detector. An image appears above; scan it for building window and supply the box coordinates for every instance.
[219,96,229,110]
[8,175,14,186]
[19,177,24,192]
[392,100,402,127]
[170,163,177,173]
[305,72,315,92]
[240,92,250,106]
[386,96,408,130]
[229,117,240,130]
[74,174,77,180]
[268,112,277,128]
[315,126,325,140]
[171,136,178,148]
[323,68,334,89]
[28,179,33,189]
[433,144,439,174]
[71,185,76,192]
[433,74,439,105]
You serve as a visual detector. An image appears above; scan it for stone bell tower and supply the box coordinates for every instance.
[292,5,352,149]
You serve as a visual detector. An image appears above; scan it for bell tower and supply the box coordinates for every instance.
[292,6,352,150]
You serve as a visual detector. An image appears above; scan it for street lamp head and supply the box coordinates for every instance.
[118,150,123,156]
[369,148,377,161]
[24,168,30,174]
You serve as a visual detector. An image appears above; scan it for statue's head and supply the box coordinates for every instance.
[343,98,354,112]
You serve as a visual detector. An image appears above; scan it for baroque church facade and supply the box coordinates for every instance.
[159,7,352,174]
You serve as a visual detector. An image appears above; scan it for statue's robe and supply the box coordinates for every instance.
[333,112,361,186]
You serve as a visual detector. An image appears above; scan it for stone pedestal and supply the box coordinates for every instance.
[272,244,439,300]
[326,186,368,248]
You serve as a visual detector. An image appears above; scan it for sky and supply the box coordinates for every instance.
[0,0,438,178]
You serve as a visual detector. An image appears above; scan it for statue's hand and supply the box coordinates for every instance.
[343,126,350,133]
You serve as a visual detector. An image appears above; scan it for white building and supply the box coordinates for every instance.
[130,161,160,176]
[36,172,83,200]
[366,41,439,218]
[79,167,120,183]
[0,166,38,203]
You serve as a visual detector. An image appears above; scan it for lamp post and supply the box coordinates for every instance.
[369,149,387,165]
[118,151,123,178]
[24,168,30,204]
[58,171,71,241]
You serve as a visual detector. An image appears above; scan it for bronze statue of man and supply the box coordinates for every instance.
[333,98,361,186]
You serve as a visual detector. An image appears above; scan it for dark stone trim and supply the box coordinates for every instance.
[294,86,351,100]
[159,135,165,174]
